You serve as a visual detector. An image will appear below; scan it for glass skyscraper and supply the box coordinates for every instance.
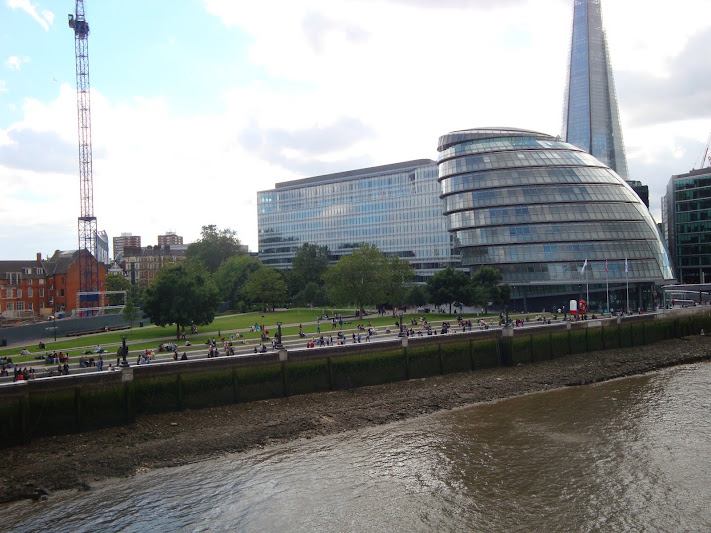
[562,0,629,181]
[257,160,460,282]
[438,128,674,311]
[663,168,711,284]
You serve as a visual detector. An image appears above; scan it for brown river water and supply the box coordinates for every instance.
[4,361,711,532]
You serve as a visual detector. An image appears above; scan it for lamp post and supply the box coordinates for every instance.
[398,310,405,337]
[119,334,130,367]
[52,316,57,342]
[275,321,284,349]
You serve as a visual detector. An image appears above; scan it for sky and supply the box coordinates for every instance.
[1,0,710,261]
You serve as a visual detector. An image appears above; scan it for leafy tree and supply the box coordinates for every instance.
[405,285,428,308]
[186,224,244,273]
[381,256,415,309]
[426,267,474,314]
[105,273,131,305]
[242,267,287,311]
[323,243,400,315]
[141,261,220,339]
[471,266,511,313]
[291,243,330,288]
[214,254,262,307]
[292,281,330,308]
[122,299,138,329]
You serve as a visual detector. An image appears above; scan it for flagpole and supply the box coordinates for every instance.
[586,266,589,307]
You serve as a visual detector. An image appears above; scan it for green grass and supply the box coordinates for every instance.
[1,308,479,363]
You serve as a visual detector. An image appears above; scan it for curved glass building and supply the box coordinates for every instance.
[437,127,674,311]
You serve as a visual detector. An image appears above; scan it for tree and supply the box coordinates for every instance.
[214,254,262,307]
[141,261,220,339]
[291,243,330,288]
[105,273,131,305]
[381,256,415,309]
[405,285,428,308]
[292,281,329,308]
[122,299,138,329]
[426,267,474,314]
[323,244,395,315]
[242,267,287,311]
[186,224,244,273]
[471,266,511,313]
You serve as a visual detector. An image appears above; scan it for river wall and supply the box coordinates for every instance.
[1,309,709,447]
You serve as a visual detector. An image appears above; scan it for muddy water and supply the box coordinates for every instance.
[5,362,711,532]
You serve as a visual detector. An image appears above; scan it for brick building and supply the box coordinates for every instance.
[121,244,187,286]
[0,250,106,320]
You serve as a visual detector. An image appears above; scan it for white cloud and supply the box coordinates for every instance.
[6,0,54,31]
[0,80,7,93]
[5,55,30,71]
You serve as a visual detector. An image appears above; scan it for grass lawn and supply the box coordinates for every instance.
[2,308,486,363]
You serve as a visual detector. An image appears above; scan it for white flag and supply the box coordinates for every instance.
[581,258,588,273]
[625,258,629,273]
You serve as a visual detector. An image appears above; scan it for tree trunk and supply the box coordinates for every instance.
[176,323,180,340]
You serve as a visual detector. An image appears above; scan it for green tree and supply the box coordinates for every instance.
[426,267,474,314]
[214,254,262,307]
[292,281,330,308]
[323,244,395,315]
[242,267,287,311]
[405,284,428,308]
[186,224,244,273]
[105,273,131,305]
[471,266,511,313]
[122,299,138,329]
[141,261,220,339]
[381,256,415,309]
[291,243,330,288]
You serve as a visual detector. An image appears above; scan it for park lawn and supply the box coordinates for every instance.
[1,308,479,364]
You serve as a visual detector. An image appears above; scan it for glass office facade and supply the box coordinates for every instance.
[663,168,711,284]
[438,128,674,307]
[257,160,460,282]
[562,0,629,180]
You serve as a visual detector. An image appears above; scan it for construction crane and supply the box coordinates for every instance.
[68,0,99,315]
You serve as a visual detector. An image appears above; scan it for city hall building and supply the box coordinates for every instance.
[257,160,460,282]
[437,127,674,311]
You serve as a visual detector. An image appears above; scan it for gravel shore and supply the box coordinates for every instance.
[2,335,710,504]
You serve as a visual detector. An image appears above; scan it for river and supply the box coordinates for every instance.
[4,361,710,532]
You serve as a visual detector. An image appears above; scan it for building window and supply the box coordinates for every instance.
[17,289,22,298]
[28,288,33,297]
[60,289,65,296]
[6,303,12,311]
[40,302,45,309]
[28,302,33,310]
[39,279,44,285]
[39,288,45,297]
[7,289,13,299]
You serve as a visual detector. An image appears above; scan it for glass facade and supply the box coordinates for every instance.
[663,168,711,284]
[257,160,460,282]
[438,128,674,305]
[562,0,629,180]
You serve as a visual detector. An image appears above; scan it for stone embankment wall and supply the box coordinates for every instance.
[1,309,709,447]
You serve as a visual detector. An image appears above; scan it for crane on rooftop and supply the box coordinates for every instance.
[68,0,99,315]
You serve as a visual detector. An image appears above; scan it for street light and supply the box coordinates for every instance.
[119,334,130,367]
[398,310,406,337]
[51,316,57,342]
[275,321,284,349]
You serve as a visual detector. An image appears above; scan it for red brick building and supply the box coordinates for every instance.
[0,250,106,320]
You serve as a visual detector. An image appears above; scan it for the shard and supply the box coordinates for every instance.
[562,0,629,180]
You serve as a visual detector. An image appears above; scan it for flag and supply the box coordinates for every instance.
[625,258,629,273]
[605,259,608,272]
[581,258,588,273]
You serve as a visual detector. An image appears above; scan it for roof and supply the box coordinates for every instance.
[0,260,44,279]
[437,127,555,152]
[266,159,437,191]
[42,250,81,276]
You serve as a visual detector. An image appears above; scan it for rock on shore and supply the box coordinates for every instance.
[1,335,710,504]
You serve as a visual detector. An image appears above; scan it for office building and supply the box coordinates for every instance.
[437,127,674,311]
[662,167,711,284]
[96,230,110,265]
[257,160,460,282]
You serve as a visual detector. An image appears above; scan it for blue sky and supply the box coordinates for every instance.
[1,0,710,260]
